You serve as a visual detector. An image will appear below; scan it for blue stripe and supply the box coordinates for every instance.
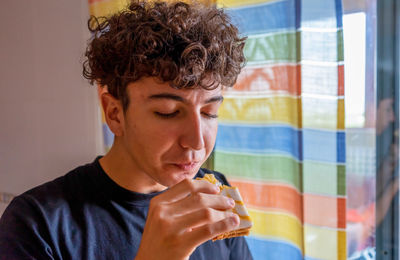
[295,0,301,29]
[246,236,303,260]
[215,125,302,160]
[337,131,346,163]
[303,129,345,163]
[215,124,345,163]
[226,0,296,35]
[102,124,114,148]
[301,0,340,28]
[335,0,343,28]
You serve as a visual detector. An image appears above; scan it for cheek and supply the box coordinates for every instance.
[125,118,175,154]
[203,121,218,148]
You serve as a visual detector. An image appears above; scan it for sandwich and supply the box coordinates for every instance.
[196,174,253,241]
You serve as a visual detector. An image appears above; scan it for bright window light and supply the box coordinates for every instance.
[343,12,366,128]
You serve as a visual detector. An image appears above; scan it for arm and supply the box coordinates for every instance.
[135,178,240,260]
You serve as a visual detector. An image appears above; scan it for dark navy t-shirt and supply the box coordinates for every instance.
[0,158,253,260]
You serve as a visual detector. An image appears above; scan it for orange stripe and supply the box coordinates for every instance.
[231,180,346,229]
[230,181,303,222]
[304,194,346,229]
[338,65,344,96]
[230,65,301,95]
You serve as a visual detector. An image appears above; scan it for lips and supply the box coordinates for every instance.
[173,162,199,171]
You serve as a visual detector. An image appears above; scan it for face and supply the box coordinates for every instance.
[119,77,223,188]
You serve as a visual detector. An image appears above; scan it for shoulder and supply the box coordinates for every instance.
[20,160,96,203]
[0,159,100,258]
[1,159,98,221]
[196,168,231,186]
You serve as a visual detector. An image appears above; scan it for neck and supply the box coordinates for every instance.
[99,140,167,194]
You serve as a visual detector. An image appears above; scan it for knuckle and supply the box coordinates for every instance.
[204,225,214,237]
[201,208,213,221]
[152,203,166,218]
[183,178,196,192]
[193,193,205,205]
[222,218,231,229]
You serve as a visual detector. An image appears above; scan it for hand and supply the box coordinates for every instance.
[135,178,239,260]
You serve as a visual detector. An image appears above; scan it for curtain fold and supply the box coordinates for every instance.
[214,0,346,259]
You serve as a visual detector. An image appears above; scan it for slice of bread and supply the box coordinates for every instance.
[196,174,253,241]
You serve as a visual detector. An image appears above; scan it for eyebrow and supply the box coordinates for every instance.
[148,93,224,104]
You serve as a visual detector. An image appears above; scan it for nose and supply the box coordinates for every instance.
[179,112,205,151]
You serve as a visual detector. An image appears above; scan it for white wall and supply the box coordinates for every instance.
[0,0,104,214]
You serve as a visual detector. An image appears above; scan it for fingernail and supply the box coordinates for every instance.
[227,198,235,207]
[213,185,220,193]
[230,214,240,226]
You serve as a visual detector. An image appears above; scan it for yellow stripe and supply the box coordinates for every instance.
[219,96,344,130]
[304,225,346,260]
[338,230,347,260]
[249,208,303,250]
[219,96,301,127]
[89,0,129,17]
[217,0,277,8]
[337,99,345,130]
[302,97,344,130]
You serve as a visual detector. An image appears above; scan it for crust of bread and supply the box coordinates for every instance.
[212,227,251,241]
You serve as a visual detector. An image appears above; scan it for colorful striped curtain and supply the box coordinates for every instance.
[214,0,346,259]
[89,0,346,259]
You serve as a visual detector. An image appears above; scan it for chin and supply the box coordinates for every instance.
[165,169,198,187]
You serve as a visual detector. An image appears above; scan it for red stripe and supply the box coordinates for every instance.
[230,180,303,222]
[338,65,344,96]
[304,194,346,229]
[230,180,346,229]
[230,65,301,95]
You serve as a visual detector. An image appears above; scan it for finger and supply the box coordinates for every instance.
[170,193,235,216]
[183,213,240,247]
[156,178,220,203]
[172,208,236,235]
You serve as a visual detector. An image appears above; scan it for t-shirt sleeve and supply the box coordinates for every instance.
[0,196,54,260]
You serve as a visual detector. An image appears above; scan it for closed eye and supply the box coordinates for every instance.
[154,111,179,118]
[202,112,218,119]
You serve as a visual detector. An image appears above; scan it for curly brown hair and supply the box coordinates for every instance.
[83,0,246,110]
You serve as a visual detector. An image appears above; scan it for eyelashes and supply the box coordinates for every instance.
[154,111,179,118]
[154,111,218,119]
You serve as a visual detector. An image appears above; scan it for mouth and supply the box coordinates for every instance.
[173,162,200,171]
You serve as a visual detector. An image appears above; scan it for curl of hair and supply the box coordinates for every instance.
[83,0,246,109]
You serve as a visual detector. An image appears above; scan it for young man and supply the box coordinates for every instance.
[0,1,252,259]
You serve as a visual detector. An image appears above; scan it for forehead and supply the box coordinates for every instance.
[126,77,222,103]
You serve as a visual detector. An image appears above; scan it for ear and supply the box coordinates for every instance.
[100,93,125,137]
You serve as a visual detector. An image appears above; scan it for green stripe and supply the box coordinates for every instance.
[213,151,302,191]
[337,165,346,196]
[244,32,299,64]
[213,151,345,196]
[303,161,345,196]
[337,29,344,62]
[244,30,344,64]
